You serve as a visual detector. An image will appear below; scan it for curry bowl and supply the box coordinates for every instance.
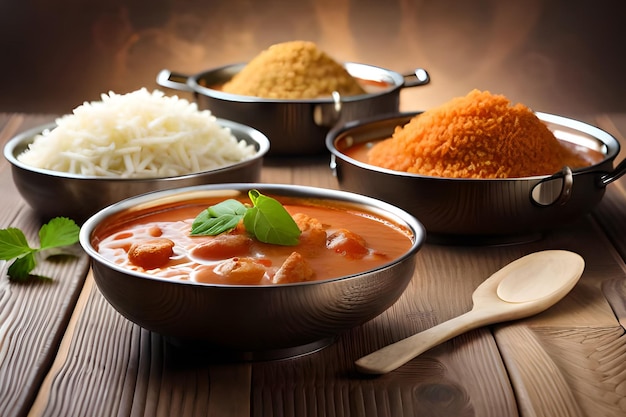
[157,63,430,155]
[4,120,270,223]
[327,112,626,244]
[79,183,425,360]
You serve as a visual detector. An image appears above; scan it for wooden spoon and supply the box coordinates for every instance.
[355,250,585,374]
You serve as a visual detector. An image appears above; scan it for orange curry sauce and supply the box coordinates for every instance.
[94,196,414,285]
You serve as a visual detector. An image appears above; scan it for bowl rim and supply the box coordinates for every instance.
[325,110,620,182]
[80,183,426,289]
[188,61,406,104]
[3,119,270,181]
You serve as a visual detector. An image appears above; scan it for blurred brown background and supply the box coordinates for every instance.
[0,0,623,117]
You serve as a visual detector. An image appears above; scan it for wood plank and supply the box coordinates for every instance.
[257,155,626,416]
[494,218,626,417]
[252,243,521,417]
[249,218,626,417]
[261,156,339,190]
[265,158,519,416]
[10,112,626,417]
[29,272,253,417]
[0,114,90,417]
[24,156,518,416]
[592,114,626,261]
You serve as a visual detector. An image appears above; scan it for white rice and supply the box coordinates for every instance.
[18,89,257,178]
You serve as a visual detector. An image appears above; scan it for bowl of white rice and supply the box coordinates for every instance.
[4,89,270,222]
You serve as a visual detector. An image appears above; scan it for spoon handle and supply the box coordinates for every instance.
[355,309,487,374]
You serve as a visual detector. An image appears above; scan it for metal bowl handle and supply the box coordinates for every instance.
[598,158,626,187]
[402,68,430,88]
[156,69,194,92]
[531,166,574,207]
[313,91,343,127]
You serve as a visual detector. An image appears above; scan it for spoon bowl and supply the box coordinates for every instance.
[355,250,585,374]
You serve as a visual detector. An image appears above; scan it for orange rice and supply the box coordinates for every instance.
[222,41,366,99]
[367,89,590,178]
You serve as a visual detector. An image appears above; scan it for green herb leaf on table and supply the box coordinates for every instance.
[0,217,80,282]
[0,228,33,260]
[39,217,80,249]
[190,190,301,246]
[8,253,36,281]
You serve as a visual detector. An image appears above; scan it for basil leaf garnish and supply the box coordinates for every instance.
[190,190,301,246]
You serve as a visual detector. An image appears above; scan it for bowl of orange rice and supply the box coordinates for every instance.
[326,90,626,244]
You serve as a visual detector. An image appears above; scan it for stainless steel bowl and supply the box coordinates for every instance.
[327,112,626,244]
[79,183,425,360]
[4,119,270,223]
[157,63,430,155]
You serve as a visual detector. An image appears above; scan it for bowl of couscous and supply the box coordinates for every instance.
[326,90,626,244]
[157,41,430,156]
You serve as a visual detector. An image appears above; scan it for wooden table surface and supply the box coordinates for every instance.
[1,112,625,417]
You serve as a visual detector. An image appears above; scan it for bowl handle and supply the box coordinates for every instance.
[531,166,574,207]
[156,69,194,92]
[598,158,626,187]
[313,91,343,127]
[402,68,430,88]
